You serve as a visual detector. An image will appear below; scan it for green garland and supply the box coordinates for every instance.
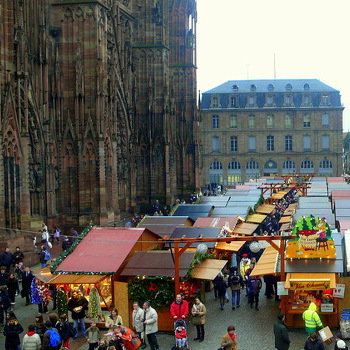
[187,252,213,277]
[128,277,174,309]
[50,224,94,274]
[57,288,68,316]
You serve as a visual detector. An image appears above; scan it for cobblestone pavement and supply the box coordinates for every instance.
[0,289,339,350]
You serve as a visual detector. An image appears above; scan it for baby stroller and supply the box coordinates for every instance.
[173,319,188,350]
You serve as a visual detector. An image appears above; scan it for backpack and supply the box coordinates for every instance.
[44,250,51,261]
[249,278,260,294]
[229,274,240,286]
[46,328,61,347]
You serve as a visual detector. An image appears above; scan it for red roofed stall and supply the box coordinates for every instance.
[48,226,161,327]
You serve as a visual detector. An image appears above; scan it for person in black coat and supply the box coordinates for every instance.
[6,274,19,305]
[216,274,228,310]
[3,317,24,350]
[12,247,24,267]
[0,267,9,287]
[0,287,11,326]
[67,291,89,337]
[21,266,34,305]
[273,314,291,350]
[304,332,325,350]
[0,248,13,272]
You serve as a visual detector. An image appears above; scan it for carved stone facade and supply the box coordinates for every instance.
[0,0,199,232]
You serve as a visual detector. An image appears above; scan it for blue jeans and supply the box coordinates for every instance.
[73,318,86,337]
[231,289,241,306]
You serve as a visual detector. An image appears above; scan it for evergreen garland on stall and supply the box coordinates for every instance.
[87,288,102,320]
[57,288,68,316]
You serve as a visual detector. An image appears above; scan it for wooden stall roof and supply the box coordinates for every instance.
[284,273,336,289]
[339,220,350,233]
[121,251,195,277]
[331,190,350,198]
[141,224,177,237]
[283,208,295,216]
[215,239,245,252]
[168,227,221,248]
[33,267,55,283]
[255,204,275,215]
[232,222,259,235]
[140,216,194,226]
[271,191,288,200]
[55,227,160,274]
[246,213,267,224]
[191,259,227,280]
[279,216,292,224]
[280,223,292,232]
[49,274,108,284]
[193,217,239,231]
[250,241,280,276]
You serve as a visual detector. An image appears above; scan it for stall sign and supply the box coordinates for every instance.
[333,284,345,298]
[289,281,329,291]
[321,303,334,313]
[277,281,289,296]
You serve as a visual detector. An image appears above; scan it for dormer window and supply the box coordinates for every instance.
[232,85,239,91]
[284,94,293,106]
[266,95,274,106]
[230,95,238,108]
[267,84,274,92]
[321,94,330,106]
[285,83,293,91]
[250,84,256,92]
[304,83,310,91]
[303,94,311,106]
[247,95,256,107]
[211,95,219,108]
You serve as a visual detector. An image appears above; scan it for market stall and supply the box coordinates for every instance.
[48,226,162,327]
[281,215,343,328]
[121,250,226,331]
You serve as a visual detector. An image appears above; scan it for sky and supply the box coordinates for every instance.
[196,0,350,131]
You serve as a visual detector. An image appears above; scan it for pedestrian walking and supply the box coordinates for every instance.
[0,248,13,272]
[273,314,290,350]
[67,290,88,337]
[170,294,189,320]
[34,313,45,340]
[304,332,325,350]
[228,267,243,310]
[247,273,262,310]
[56,313,74,349]
[86,321,101,350]
[38,246,50,268]
[6,273,19,305]
[22,267,34,305]
[53,226,61,244]
[42,320,61,350]
[22,324,41,350]
[12,247,24,267]
[302,302,323,335]
[220,325,237,350]
[132,302,144,344]
[0,286,11,327]
[0,266,9,286]
[191,297,206,342]
[217,274,228,310]
[105,308,123,332]
[3,317,24,350]
[142,301,159,350]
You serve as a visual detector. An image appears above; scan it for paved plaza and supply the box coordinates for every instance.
[0,287,338,350]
